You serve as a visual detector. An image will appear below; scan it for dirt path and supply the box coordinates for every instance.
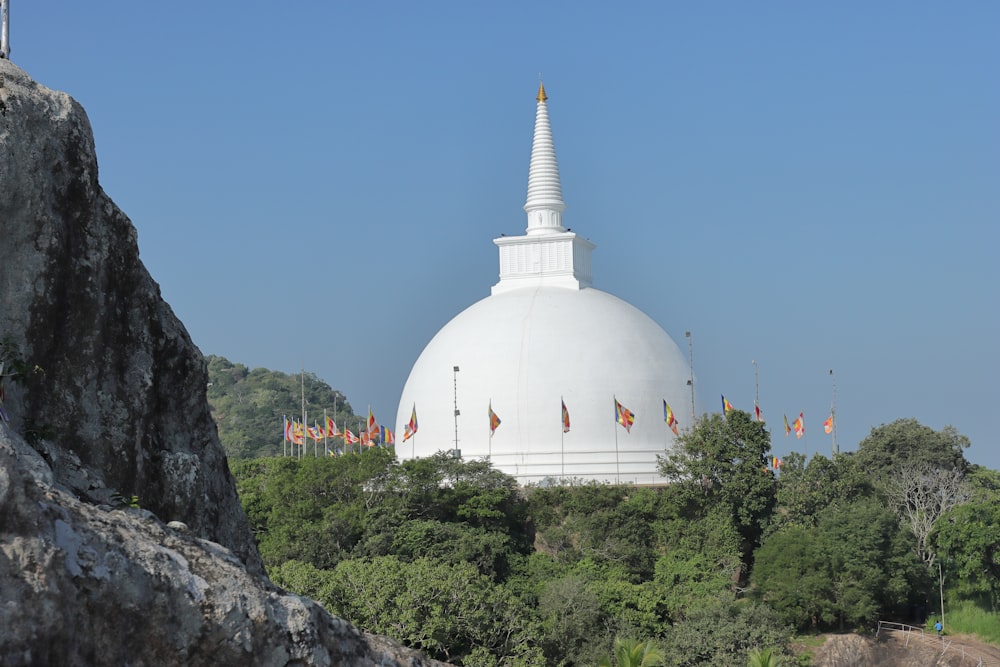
[807,628,1000,667]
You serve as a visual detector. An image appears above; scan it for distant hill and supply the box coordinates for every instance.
[205,355,358,459]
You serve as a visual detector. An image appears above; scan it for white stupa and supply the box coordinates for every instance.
[395,84,691,485]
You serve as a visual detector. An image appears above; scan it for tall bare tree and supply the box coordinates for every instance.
[881,464,968,568]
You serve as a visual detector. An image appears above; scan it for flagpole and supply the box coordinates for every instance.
[753,359,759,416]
[685,331,695,428]
[300,366,306,460]
[560,396,565,479]
[613,396,621,485]
[829,369,838,456]
[488,399,492,463]
[282,415,287,457]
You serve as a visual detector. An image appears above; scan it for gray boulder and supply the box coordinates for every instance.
[0,59,447,666]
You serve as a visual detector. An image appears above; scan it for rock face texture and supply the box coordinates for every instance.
[0,425,446,666]
[0,58,260,572]
[0,60,446,666]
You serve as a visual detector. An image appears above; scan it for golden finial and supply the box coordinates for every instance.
[536,81,548,102]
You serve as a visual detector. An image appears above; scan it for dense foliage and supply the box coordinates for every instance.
[206,355,358,459]
[229,411,996,666]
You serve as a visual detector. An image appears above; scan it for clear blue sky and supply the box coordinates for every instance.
[13,2,999,468]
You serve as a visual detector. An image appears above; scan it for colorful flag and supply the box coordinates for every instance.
[403,404,418,442]
[561,399,571,433]
[772,456,782,470]
[283,416,294,442]
[754,403,764,423]
[381,425,395,446]
[308,424,324,442]
[366,407,378,438]
[615,397,635,433]
[783,414,791,437]
[823,415,834,434]
[326,416,340,438]
[343,428,358,445]
[489,402,501,435]
[292,421,305,445]
[722,395,734,414]
[360,430,375,447]
[663,399,679,435]
[793,413,805,439]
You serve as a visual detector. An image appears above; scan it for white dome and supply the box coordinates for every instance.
[395,285,689,484]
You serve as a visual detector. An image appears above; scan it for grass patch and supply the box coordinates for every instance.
[939,599,1000,645]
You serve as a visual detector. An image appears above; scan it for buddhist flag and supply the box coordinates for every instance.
[663,399,679,435]
[561,399,571,433]
[824,414,834,434]
[754,403,764,423]
[489,402,501,436]
[343,428,358,445]
[722,395,734,414]
[326,416,340,438]
[783,414,791,437]
[772,456,782,470]
[615,397,635,433]
[793,413,805,439]
[293,421,305,445]
[283,416,294,442]
[308,423,325,442]
[403,404,418,442]
[366,407,378,438]
[381,425,395,446]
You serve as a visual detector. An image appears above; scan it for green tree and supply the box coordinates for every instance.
[933,466,1000,609]
[854,418,969,475]
[663,595,789,667]
[231,449,395,569]
[537,575,606,666]
[766,452,873,537]
[747,647,783,667]
[325,556,544,666]
[598,637,664,667]
[653,503,743,613]
[752,497,926,631]
[658,410,775,571]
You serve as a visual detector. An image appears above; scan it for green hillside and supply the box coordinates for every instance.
[206,355,359,459]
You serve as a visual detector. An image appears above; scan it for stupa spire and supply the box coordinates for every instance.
[524,82,566,235]
[493,84,594,295]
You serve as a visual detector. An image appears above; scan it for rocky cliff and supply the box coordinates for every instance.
[0,59,445,666]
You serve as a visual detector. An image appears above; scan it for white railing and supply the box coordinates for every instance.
[876,620,996,666]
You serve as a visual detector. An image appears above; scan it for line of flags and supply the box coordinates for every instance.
[280,395,834,454]
[478,396,680,438]
[282,408,397,454]
[721,394,835,441]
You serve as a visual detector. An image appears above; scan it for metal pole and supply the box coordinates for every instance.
[453,366,460,451]
[1,0,10,60]
[685,331,695,426]
[830,369,839,455]
[300,367,305,460]
[753,359,760,420]
[939,561,945,627]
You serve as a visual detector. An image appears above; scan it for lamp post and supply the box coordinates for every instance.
[452,366,460,453]
[685,331,695,426]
